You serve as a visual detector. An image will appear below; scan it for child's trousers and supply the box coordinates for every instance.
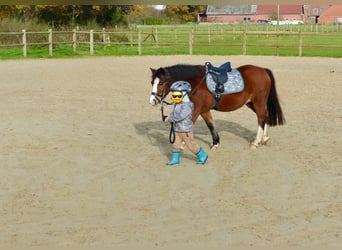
[172,131,200,154]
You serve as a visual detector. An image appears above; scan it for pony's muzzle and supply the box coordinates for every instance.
[149,95,159,106]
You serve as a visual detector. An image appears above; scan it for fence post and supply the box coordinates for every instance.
[102,28,106,45]
[242,30,247,55]
[73,29,77,53]
[208,25,211,44]
[276,33,279,56]
[22,29,27,57]
[90,29,94,55]
[48,29,53,56]
[298,30,302,57]
[138,30,142,55]
[189,30,193,55]
[154,26,158,46]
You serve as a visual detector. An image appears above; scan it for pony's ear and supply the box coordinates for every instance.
[150,67,156,73]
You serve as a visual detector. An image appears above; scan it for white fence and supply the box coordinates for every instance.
[0,28,126,57]
[1,28,342,57]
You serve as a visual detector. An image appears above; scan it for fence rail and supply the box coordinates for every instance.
[0,28,342,57]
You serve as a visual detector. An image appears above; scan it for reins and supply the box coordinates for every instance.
[159,69,175,144]
[160,101,175,144]
[188,74,206,98]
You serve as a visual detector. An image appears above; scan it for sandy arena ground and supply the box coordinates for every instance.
[0,55,341,247]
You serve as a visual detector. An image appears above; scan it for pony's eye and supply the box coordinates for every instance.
[157,81,166,86]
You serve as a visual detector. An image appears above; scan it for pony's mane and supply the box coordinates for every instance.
[164,64,204,80]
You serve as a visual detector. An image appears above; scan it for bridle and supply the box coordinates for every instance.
[150,68,175,143]
[151,68,173,121]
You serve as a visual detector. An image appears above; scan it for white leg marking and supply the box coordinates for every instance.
[256,125,264,143]
[251,125,264,148]
[263,124,270,144]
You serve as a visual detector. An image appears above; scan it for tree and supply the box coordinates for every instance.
[0,5,16,19]
[73,5,95,25]
[165,5,206,23]
[94,5,126,26]
[37,5,73,27]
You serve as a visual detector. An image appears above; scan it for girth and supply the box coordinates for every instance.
[211,94,222,110]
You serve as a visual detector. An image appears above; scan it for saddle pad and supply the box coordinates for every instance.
[206,68,244,95]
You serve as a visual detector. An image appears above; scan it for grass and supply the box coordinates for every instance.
[1,23,342,59]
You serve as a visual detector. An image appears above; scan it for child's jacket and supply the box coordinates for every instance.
[168,101,194,132]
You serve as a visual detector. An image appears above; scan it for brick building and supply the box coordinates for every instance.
[201,5,342,24]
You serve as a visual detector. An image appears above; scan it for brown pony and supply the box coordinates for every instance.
[149,63,285,149]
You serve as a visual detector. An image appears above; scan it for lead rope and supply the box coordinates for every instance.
[161,104,175,144]
[169,123,175,144]
[159,81,175,144]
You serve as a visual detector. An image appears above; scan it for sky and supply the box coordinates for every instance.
[152,5,166,11]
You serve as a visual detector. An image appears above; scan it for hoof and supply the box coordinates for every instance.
[263,137,271,145]
[249,143,258,149]
[210,144,219,150]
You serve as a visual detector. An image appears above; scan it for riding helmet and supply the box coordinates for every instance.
[170,81,192,94]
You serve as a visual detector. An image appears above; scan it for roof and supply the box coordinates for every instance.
[257,5,303,14]
[318,5,342,23]
[207,5,257,15]
[319,5,342,17]
[206,5,303,15]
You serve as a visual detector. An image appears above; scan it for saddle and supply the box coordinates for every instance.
[205,62,232,93]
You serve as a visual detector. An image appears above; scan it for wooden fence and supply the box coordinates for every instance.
[0,28,341,57]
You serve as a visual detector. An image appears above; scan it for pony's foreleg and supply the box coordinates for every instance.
[200,111,220,150]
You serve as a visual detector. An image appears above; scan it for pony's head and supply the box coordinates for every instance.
[149,67,173,106]
[149,64,204,106]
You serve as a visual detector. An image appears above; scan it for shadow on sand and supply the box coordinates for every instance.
[134,119,255,157]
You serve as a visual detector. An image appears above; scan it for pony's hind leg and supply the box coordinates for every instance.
[250,126,264,149]
[262,123,271,145]
[247,101,268,149]
[251,123,270,148]
[200,111,220,149]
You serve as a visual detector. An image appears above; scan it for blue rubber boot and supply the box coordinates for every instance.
[166,151,180,166]
[196,147,208,165]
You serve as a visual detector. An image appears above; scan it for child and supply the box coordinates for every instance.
[165,81,208,166]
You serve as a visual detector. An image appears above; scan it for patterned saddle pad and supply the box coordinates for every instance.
[206,68,244,95]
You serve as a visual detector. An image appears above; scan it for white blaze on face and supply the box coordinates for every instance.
[149,77,160,106]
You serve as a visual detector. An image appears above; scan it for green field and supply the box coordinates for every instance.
[1,23,342,59]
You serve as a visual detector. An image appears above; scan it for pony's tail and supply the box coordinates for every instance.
[265,68,286,126]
